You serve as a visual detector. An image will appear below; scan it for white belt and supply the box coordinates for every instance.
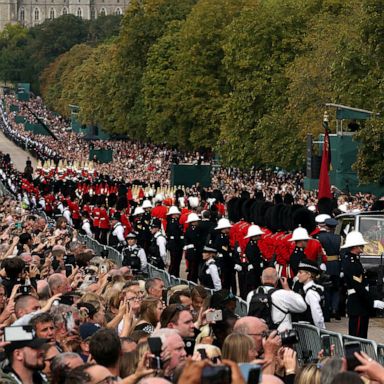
[184,244,194,250]
[347,289,356,296]
[170,236,175,239]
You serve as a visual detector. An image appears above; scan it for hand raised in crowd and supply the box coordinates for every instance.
[354,351,384,383]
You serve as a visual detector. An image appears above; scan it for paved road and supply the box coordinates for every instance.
[0,130,36,172]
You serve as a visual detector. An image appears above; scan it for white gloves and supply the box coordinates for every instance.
[374,300,384,310]
[234,264,242,272]
[248,264,254,271]
[320,263,327,272]
[340,272,344,278]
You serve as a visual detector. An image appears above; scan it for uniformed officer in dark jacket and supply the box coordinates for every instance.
[183,213,203,282]
[198,210,216,246]
[165,206,183,277]
[289,227,311,277]
[341,231,384,338]
[213,218,235,292]
[121,232,148,275]
[240,224,265,295]
[316,218,342,319]
[198,246,222,291]
[132,207,151,252]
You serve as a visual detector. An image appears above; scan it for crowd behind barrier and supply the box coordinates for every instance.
[69,214,383,365]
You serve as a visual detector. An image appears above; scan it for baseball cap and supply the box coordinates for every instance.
[79,322,101,341]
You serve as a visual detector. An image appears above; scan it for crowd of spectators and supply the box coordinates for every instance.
[0,190,382,384]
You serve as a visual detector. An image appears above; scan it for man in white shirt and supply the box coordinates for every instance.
[246,267,307,332]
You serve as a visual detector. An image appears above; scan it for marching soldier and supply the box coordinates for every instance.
[198,246,222,291]
[341,231,384,338]
[132,206,151,252]
[121,232,147,275]
[289,227,311,278]
[183,213,203,283]
[165,206,183,277]
[241,224,265,294]
[316,218,342,320]
[99,202,110,245]
[213,218,235,292]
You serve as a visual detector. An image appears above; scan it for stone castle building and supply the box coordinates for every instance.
[0,0,130,30]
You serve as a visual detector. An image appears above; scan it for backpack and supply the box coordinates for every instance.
[248,286,288,329]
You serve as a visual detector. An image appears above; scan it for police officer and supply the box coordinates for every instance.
[316,218,341,320]
[341,231,384,338]
[198,246,222,291]
[109,214,126,250]
[289,227,311,278]
[239,224,265,296]
[121,232,147,275]
[165,206,183,277]
[148,218,167,270]
[295,259,325,329]
[213,218,235,292]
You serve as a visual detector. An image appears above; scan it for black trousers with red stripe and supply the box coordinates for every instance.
[348,315,369,339]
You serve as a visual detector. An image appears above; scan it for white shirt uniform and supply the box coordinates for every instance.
[82,219,93,238]
[154,231,167,265]
[206,259,222,291]
[303,280,325,329]
[112,223,126,244]
[63,208,73,226]
[246,285,307,332]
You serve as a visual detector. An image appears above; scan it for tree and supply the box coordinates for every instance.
[108,0,197,139]
[0,24,30,83]
[219,0,320,168]
[40,44,93,116]
[144,0,245,149]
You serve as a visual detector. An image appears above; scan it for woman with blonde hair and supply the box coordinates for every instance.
[222,333,257,363]
[133,297,163,334]
[295,363,322,384]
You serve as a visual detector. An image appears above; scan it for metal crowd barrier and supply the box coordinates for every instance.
[293,323,380,362]
[342,334,378,360]
[377,343,384,365]
[320,328,344,357]
[292,323,322,363]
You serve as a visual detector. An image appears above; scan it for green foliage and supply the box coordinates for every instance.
[110,0,197,139]
[144,0,244,149]
[219,0,318,168]
[0,15,122,91]
[0,24,31,83]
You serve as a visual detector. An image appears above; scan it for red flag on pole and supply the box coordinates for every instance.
[318,128,332,199]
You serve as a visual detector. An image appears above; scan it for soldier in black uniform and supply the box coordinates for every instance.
[316,218,342,320]
[289,227,311,278]
[132,207,151,253]
[165,206,183,277]
[183,213,203,283]
[213,218,235,292]
[241,224,265,294]
[341,231,384,338]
